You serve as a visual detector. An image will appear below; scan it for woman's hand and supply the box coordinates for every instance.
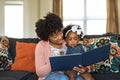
[73,65,88,74]
[73,65,94,80]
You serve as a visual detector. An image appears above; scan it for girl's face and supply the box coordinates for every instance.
[66,31,80,48]
[49,31,63,45]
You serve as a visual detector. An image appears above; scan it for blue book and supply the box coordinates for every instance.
[49,44,111,71]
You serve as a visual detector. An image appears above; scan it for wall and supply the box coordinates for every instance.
[39,0,53,19]
[0,0,4,36]
[24,0,53,38]
[0,0,53,38]
[23,0,39,38]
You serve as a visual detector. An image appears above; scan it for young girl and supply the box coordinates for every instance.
[63,24,86,54]
[63,24,94,80]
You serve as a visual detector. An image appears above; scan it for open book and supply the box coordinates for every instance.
[49,44,111,71]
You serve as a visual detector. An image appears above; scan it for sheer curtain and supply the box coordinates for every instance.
[106,0,119,34]
[52,0,63,20]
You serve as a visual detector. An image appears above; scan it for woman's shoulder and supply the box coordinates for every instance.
[37,40,49,47]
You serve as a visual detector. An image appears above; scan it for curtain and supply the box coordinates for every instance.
[106,0,119,34]
[52,0,63,20]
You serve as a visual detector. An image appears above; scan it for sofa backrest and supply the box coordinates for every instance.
[82,34,120,73]
[0,37,40,71]
[7,37,40,61]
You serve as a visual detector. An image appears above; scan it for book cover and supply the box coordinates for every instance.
[49,44,111,71]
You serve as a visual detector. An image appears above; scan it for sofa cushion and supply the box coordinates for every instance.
[11,42,37,72]
[26,73,38,80]
[83,34,120,73]
[8,37,39,61]
[0,70,34,80]
[91,72,120,80]
[0,36,12,70]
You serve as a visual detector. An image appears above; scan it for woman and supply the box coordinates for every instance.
[35,12,94,80]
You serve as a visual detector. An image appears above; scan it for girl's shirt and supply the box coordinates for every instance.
[65,44,91,73]
[66,44,87,55]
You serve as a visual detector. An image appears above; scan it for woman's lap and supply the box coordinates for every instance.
[45,72,83,80]
[45,72,69,80]
[76,75,84,80]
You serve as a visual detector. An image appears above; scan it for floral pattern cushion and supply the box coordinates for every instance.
[82,35,120,73]
[0,36,12,70]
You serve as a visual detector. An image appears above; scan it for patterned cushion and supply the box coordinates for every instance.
[82,35,120,73]
[0,36,12,70]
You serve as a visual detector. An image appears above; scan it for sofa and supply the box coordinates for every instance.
[82,33,120,80]
[0,33,120,80]
[0,37,39,80]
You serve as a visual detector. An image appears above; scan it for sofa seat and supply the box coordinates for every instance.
[91,72,120,80]
[0,70,37,80]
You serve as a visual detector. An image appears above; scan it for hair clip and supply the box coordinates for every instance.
[65,25,82,38]
[71,25,82,35]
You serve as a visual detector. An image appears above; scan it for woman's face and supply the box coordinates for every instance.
[49,31,63,45]
[66,31,80,48]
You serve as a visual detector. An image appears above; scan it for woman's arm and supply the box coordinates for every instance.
[35,42,51,78]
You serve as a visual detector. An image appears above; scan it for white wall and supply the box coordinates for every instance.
[0,0,53,38]
[24,0,53,38]
[39,0,53,19]
[0,0,4,36]
[24,0,39,38]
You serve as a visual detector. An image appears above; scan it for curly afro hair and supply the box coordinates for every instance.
[35,13,63,41]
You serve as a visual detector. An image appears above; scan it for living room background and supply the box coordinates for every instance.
[0,0,120,38]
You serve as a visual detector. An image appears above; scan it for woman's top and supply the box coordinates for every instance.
[50,45,67,56]
[35,40,66,80]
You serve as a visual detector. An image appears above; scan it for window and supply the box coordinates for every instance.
[4,0,23,38]
[63,0,107,35]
